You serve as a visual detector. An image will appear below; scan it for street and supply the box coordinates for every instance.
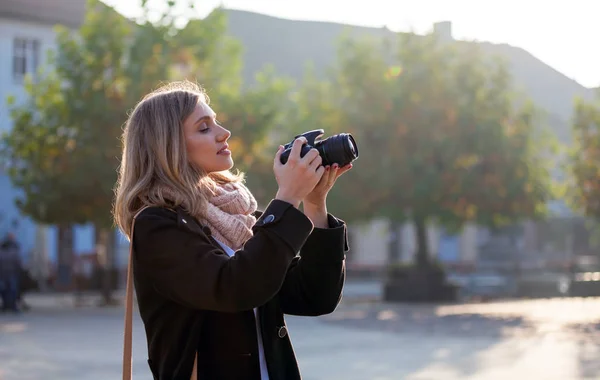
[1,292,600,379]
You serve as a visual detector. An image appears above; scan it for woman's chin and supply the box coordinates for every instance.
[202,157,234,174]
[218,157,234,172]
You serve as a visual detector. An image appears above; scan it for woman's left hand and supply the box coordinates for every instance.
[303,163,353,207]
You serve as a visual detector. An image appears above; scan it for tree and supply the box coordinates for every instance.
[2,1,295,301]
[569,92,600,219]
[174,8,243,96]
[1,1,238,302]
[2,69,82,287]
[2,0,133,299]
[317,33,553,267]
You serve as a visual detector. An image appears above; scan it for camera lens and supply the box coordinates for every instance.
[317,133,359,166]
[346,134,358,157]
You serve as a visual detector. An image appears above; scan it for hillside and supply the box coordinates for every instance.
[223,8,594,140]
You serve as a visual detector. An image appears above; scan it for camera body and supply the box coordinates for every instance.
[279,129,359,167]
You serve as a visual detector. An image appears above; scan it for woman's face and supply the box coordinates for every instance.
[182,101,233,173]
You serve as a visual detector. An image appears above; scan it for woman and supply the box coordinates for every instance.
[114,81,351,380]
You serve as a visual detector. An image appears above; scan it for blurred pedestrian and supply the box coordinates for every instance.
[0,232,23,313]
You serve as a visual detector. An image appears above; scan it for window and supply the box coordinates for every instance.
[13,38,40,81]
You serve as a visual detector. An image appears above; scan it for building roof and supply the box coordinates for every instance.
[0,0,86,28]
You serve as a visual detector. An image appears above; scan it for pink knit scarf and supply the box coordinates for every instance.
[201,182,257,251]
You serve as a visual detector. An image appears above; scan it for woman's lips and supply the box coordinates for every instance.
[217,144,231,155]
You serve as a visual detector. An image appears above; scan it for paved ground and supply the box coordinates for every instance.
[2,284,600,379]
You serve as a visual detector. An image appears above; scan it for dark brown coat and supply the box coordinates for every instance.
[132,199,348,380]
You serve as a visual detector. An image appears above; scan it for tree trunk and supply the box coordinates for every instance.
[33,225,50,292]
[414,216,430,267]
[56,225,74,291]
[96,226,117,305]
[388,220,402,264]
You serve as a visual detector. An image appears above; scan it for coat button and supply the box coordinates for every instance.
[263,214,275,224]
[277,326,287,338]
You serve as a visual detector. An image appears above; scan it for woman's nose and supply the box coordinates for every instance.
[218,126,231,142]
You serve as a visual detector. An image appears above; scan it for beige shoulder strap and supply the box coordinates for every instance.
[122,206,197,380]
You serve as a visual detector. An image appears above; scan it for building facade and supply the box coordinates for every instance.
[0,1,96,281]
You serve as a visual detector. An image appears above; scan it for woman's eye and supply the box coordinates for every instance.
[199,123,209,133]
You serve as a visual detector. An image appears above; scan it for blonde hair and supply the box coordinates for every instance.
[113,80,243,238]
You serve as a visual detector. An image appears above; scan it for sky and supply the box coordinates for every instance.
[103,0,600,89]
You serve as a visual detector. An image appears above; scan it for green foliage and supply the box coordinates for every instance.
[3,0,260,227]
[55,0,131,227]
[1,0,295,228]
[318,33,553,228]
[569,92,600,219]
[2,0,132,227]
[2,70,81,224]
[175,9,243,94]
[290,32,555,265]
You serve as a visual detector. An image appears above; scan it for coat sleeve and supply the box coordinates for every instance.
[133,199,313,312]
[277,214,348,316]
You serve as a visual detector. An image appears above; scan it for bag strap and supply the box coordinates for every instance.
[122,206,197,380]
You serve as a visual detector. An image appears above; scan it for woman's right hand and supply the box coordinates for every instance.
[273,137,325,208]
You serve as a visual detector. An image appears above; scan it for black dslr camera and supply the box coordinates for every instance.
[279,129,359,167]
